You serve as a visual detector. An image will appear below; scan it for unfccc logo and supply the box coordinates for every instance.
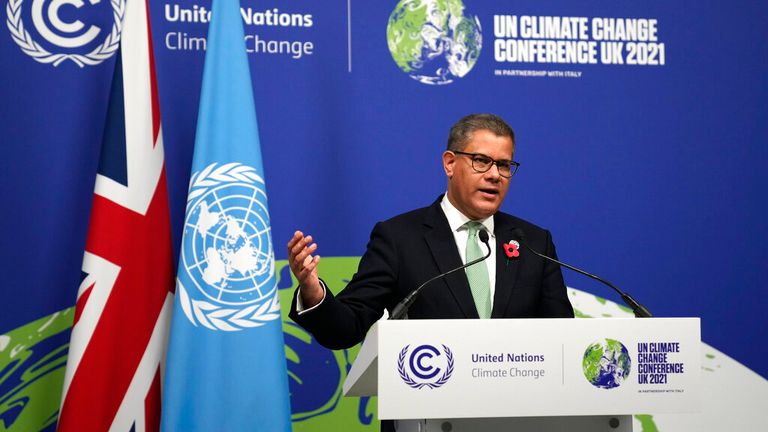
[397,344,454,389]
[7,0,124,67]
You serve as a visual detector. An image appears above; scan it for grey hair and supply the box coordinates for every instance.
[447,113,515,152]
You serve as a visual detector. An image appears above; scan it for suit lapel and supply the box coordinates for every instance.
[491,217,520,318]
[423,200,478,318]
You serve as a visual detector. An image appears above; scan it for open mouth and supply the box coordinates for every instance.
[478,188,499,197]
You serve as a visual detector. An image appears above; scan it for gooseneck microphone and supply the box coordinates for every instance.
[389,229,491,320]
[511,228,652,318]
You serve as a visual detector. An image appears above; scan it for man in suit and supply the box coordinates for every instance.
[287,113,573,350]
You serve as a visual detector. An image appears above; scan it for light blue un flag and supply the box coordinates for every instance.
[161,1,291,430]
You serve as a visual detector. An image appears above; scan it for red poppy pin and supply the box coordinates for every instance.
[503,240,520,259]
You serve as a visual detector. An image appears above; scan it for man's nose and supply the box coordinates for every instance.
[483,164,502,181]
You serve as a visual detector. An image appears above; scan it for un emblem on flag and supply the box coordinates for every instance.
[178,163,281,331]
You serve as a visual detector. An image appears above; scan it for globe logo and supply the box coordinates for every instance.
[582,339,631,389]
[386,0,482,85]
[178,163,280,331]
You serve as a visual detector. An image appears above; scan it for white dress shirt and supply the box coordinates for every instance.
[439,194,497,308]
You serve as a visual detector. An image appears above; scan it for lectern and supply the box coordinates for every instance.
[344,318,700,432]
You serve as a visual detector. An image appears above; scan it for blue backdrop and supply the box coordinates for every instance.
[1,0,766,398]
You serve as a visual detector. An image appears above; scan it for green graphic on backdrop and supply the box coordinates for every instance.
[386,0,482,85]
[0,259,377,432]
[0,308,73,431]
[278,258,377,431]
[1,258,661,431]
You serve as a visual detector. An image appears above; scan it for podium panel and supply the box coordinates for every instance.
[344,318,701,421]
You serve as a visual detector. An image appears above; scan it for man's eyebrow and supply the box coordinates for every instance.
[476,153,512,162]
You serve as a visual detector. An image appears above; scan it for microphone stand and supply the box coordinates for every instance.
[512,228,652,318]
[390,230,491,320]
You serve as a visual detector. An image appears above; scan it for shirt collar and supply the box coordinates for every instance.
[440,194,495,237]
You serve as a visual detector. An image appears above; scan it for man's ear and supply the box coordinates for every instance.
[442,151,455,178]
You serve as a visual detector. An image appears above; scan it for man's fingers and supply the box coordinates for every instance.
[298,254,319,272]
[295,243,317,265]
[287,231,308,254]
[293,243,317,267]
[298,255,321,279]
[286,231,303,250]
[290,235,313,257]
[287,232,321,284]
[287,233,307,267]
[305,254,320,271]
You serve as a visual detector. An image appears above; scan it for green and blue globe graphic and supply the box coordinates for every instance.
[583,338,631,389]
[386,0,482,85]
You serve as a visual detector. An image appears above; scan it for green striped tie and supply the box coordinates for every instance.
[465,222,491,319]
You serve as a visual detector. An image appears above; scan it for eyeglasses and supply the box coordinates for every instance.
[452,151,520,178]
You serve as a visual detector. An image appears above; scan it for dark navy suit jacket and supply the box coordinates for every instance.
[290,197,574,350]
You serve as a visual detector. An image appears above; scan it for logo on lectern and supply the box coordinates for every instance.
[397,344,454,389]
[582,338,631,389]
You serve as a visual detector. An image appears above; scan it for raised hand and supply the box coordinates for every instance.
[287,230,323,308]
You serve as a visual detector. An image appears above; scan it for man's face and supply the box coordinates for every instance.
[443,129,514,220]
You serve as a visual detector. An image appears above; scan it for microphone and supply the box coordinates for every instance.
[389,229,491,320]
[511,228,653,318]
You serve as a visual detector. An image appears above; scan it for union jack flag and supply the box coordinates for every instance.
[58,1,174,431]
